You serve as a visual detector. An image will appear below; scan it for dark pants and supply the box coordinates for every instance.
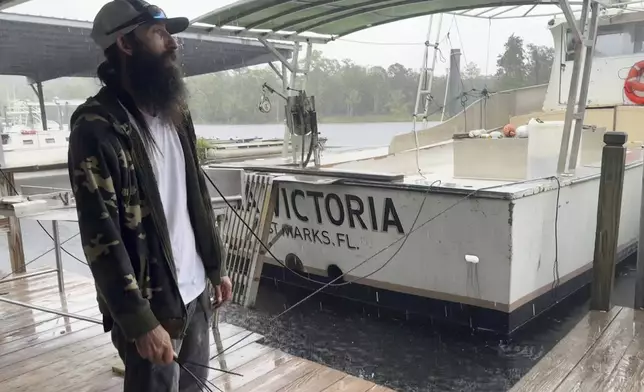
[111,291,212,392]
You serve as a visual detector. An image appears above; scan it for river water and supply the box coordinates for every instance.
[0,121,634,391]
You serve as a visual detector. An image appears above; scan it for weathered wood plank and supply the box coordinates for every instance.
[208,342,274,381]
[217,353,301,392]
[0,338,115,391]
[0,315,101,357]
[280,360,347,392]
[0,324,106,371]
[0,269,394,392]
[510,307,622,391]
[321,375,377,392]
[597,309,644,392]
[554,306,635,391]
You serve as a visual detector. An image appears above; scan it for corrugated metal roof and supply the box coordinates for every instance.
[0,0,29,11]
[191,0,570,39]
[0,12,293,82]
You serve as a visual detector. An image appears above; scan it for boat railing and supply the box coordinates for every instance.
[388,84,549,154]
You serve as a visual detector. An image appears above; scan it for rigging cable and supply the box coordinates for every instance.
[204,172,563,360]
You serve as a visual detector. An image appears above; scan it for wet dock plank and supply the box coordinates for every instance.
[0,269,394,391]
[511,306,644,392]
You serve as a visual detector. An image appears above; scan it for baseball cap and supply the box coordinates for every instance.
[91,0,189,51]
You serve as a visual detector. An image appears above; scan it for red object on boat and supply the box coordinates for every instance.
[624,60,644,105]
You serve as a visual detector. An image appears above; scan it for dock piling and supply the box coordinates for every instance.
[635,145,644,309]
[591,132,627,311]
[0,171,25,274]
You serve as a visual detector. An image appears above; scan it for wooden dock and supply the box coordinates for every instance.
[0,269,394,392]
[511,306,644,392]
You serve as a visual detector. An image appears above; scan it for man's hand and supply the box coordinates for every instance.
[214,276,233,308]
[134,325,174,365]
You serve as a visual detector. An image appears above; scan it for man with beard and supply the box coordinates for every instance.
[67,1,233,391]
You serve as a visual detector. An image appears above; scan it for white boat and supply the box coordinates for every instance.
[0,99,77,167]
[200,0,644,333]
[205,136,328,162]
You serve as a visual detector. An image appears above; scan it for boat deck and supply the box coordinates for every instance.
[0,269,393,392]
[217,141,644,198]
[511,306,644,392]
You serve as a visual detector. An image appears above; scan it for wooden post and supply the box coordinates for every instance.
[591,132,627,311]
[635,147,644,309]
[0,171,25,274]
[244,177,278,308]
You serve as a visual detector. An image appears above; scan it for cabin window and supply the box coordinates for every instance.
[634,24,644,53]
[565,28,575,62]
[565,21,644,60]
[595,24,633,58]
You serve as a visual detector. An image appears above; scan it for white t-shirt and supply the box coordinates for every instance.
[137,111,207,305]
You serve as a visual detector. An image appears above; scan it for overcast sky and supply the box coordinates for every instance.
[6,0,559,75]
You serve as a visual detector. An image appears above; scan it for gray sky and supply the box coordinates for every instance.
[6,0,557,75]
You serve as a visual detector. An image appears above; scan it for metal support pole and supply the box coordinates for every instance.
[557,0,590,175]
[591,132,627,311]
[268,62,283,81]
[413,15,435,120]
[0,296,101,324]
[441,67,451,122]
[560,0,584,43]
[35,81,47,131]
[52,220,65,293]
[257,37,295,74]
[0,268,57,284]
[281,63,289,159]
[422,14,444,129]
[301,42,313,91]
[568,0,599,172]
[301,42,314,167]
[289,42,301,164]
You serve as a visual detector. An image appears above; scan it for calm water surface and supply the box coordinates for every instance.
[1,121,630,391]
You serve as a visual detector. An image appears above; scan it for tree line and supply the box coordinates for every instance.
[0,35,553,125]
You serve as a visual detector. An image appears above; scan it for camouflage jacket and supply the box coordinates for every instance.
[67,87,225,341]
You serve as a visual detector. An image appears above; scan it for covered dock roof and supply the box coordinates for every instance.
[190,0,644,43]
[0,11,293,82]
[190,0,570,42]
[0,0,28,11]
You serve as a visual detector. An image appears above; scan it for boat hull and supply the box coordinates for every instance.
[232,159,643,334]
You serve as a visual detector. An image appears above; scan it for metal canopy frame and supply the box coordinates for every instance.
[190,0,598,44]
[193,0,618,173]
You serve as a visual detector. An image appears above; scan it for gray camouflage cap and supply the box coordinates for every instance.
[91,0,189,51]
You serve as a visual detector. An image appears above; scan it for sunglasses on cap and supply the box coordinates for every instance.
[105,4,168,36]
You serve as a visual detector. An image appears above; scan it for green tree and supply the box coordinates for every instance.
[495,34,528,90]
[526,44,555,85]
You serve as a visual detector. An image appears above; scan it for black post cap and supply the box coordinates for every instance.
[604,131,628,146]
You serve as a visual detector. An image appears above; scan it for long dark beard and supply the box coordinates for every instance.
[124,41,188,125]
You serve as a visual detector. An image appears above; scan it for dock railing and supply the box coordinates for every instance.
[0,167,278,312]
